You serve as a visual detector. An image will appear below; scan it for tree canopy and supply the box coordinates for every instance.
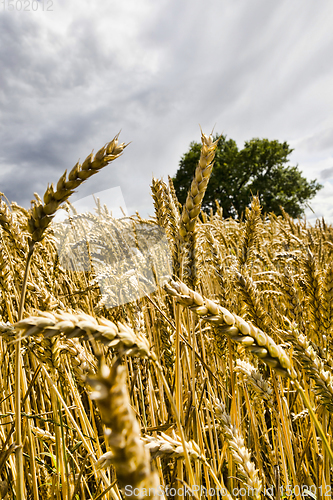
[172,135,322,219]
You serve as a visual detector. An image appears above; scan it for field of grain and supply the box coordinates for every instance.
[0,132,333,499]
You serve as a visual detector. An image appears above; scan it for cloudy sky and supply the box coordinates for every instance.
[1,0,333,224]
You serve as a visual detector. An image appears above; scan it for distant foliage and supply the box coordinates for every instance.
[172,134,322,218]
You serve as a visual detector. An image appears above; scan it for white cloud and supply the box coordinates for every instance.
[304,180,333,224]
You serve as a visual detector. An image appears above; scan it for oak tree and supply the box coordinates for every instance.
[172,135,322,218]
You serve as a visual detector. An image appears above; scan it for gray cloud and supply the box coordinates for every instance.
[298,127,333,154]
[1,0,333,221]
[320,167,333,180]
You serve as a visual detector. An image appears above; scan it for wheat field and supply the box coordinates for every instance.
[0,132,333,499]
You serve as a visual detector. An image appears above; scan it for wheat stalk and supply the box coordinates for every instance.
[234,359,274,406]
[95,431,205,469]
[87,359,160,499]
[176,131,218,286]
[27,134,127,245]
[142,431,205,462]
[14,310,154,359]
[165,279,293,376]
[213,398,262,500]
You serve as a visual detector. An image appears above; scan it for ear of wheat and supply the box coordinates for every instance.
[28,134,127,244]
[87,359,160,499]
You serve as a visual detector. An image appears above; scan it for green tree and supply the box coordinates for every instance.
[172,135,322,218]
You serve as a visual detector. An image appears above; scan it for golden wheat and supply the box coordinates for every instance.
[1,132,333,499]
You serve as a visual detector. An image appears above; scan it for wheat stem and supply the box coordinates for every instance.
[15,244,35,500]
[154,360,196,490]
[294,380,333,466]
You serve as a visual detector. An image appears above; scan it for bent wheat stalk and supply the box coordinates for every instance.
[14,310,153,359]
[14,134,127,500]
[164,279,293,377]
